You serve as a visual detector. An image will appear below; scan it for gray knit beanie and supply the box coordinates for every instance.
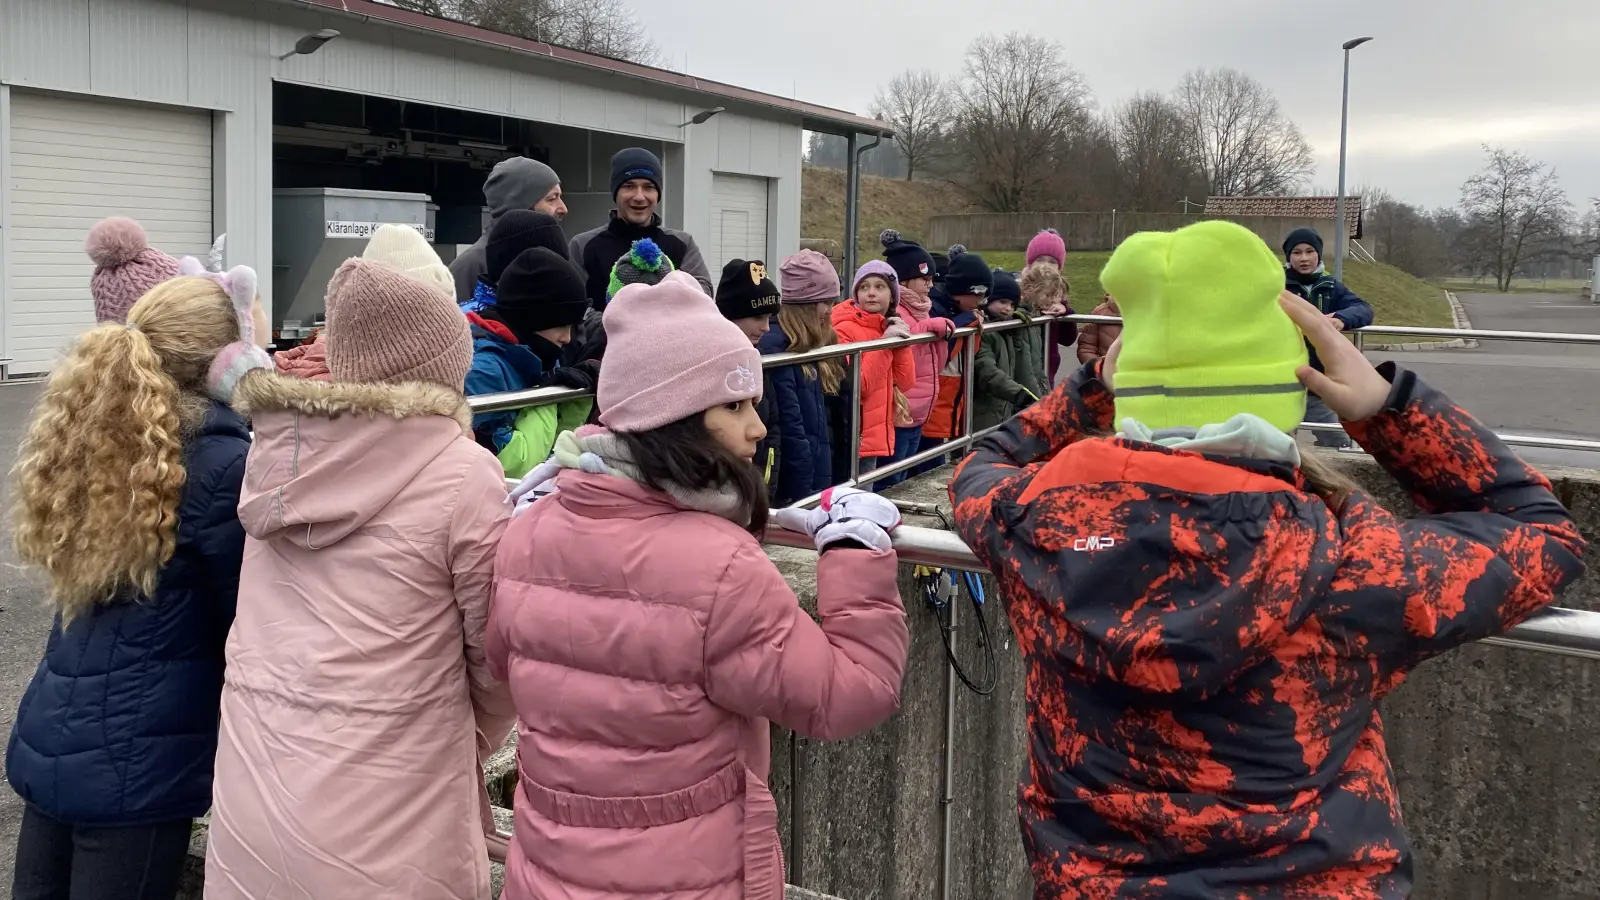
[485,157,561,219]
[324,258,473,389]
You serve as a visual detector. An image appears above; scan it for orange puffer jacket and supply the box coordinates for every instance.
[832,302,915,459]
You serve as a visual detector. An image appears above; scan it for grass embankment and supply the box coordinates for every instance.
[980,252,1454,339]
[801,166,978,263]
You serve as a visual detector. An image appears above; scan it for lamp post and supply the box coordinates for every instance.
[1333,36,1373,281]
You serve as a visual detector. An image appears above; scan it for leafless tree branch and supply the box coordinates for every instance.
[382,0,661,65]
[871,70,950,182]
[1174,68,1313,197]
[1458,145,1572,291]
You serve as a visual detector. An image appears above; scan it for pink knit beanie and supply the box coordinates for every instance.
[779,249,841,304]
[598,270,763,433]
[324,258,474,389]
[1025,228,1067,268]
[86,217,181,324]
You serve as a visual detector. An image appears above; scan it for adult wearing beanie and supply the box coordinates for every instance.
[716,259,784,500]
[207,257,514,900]
[949,218,1585,900]
[464,247,593,478]
[919,245,993,460]
[85,217,181,324]
[765,250,844,503]
[461,210,570,314]
[449,156,567,302]
[569,147,712,309]
[1282,226,1374,448]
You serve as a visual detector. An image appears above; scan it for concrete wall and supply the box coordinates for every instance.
[926,211,1341,255]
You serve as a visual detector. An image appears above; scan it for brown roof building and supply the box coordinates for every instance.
[1205,196,1363,239]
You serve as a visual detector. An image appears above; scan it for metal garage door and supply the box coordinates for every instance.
[709,173,769,274]
[7,91,213,375]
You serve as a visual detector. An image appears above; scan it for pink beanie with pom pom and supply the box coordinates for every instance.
[86,217,181,324]
[1025,228,1067,268]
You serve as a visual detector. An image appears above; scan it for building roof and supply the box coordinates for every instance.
[1205,195,1362,238]
[286,0,892,137]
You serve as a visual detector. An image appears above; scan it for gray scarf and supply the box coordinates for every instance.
[553,428,748,525]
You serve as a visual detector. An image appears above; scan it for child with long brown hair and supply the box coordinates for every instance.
[7,265,270,900]
[762,249,846,503]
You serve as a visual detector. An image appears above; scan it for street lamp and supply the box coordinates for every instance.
[1333,36,1373,281]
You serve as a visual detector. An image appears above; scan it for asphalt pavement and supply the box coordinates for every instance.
[0,292,1595,886]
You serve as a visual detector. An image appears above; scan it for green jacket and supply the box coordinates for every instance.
[972,310,1048,432]
[498,398,594,480]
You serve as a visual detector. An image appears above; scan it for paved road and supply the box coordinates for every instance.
[1365,292,1600,468]
[0,293,1594,886]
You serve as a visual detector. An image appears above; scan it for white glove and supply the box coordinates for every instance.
[883,317,912,340]
[771,486,902,552]
[508,457,562,517]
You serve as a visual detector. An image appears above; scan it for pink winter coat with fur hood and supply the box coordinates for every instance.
[488,468,910,900]
[896,282,954,425]
[205,373,516,900]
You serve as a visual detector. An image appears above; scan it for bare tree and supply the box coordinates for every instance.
[871,70,950,182]
[384,0,661,64]
[1111,93,1205,210]
[941,32,1097,212]
[1457,146,1572,291]
[1173,68,1313,196]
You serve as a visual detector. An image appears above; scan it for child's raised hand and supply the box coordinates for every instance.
[1099,337,1122,394]
[1278,291,1389,422]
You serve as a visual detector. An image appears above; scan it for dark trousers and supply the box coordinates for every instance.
[12,806,192,900]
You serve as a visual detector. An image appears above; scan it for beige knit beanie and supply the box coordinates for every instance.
[324,258,473,389]
[362,224,454,295]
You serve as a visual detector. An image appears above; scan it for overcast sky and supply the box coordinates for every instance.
[641,0,1600,214]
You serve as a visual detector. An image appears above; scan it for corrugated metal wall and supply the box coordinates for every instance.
[0,0,807,354]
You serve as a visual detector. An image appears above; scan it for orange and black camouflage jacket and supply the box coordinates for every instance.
[949,359,1585,899]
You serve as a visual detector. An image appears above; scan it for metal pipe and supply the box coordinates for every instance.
[939,595,958,900]
[961,326,977,454]
[763,523,1600,660]
[1296,420,1600,453]
[843,132,859,280]
[848,348,863,483]
[1334,36,1375,282]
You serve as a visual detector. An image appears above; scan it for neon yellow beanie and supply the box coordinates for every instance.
[1100,220,1308,433]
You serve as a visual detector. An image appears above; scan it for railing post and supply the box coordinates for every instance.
[848,348,863,482]
[961,325,977,455]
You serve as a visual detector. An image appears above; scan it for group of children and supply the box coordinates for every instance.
[4,213,1584,900]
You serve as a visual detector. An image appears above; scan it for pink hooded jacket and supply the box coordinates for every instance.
[896,283,953,426]
[488,469,910,900]
[205,374,515,900]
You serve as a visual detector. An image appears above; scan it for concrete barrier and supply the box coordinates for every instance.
[177,450,1600,900]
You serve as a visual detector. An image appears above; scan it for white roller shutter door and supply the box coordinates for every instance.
[7,91,213,375]
[709,173,769,273]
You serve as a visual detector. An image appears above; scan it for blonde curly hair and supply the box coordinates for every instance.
[1020,258,1067,313]
[13,276,240,622]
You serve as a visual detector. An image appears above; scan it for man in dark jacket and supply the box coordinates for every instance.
[448,156,568,302]
[569,148,713,311]
[715,258,784,500]
[1283,227,1374,447]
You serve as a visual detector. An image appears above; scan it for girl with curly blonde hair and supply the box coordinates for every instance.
[8,265,270,900]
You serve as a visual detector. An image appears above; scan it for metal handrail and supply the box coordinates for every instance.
[763,522,1600,661]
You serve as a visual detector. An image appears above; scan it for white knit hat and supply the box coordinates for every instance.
[362,225,453,294]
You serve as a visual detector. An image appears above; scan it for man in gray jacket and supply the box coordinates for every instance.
[449,157,567,302]
[568,147,713,309]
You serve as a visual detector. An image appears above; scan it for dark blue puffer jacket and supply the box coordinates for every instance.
[759,324,833,504]
[6,401,250,826]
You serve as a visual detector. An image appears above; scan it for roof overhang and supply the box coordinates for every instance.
[272,0,893,138]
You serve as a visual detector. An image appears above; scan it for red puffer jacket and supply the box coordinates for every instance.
[831,301,915,460]
[950,359,1585,899]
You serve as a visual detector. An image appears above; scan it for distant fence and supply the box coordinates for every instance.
[927,212,1343,254]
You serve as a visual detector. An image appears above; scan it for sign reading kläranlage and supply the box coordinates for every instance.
[325,221,436,241]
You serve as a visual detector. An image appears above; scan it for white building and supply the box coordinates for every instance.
[0,0,887,375]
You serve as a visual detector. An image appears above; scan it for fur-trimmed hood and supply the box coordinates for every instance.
[234,372,481,547]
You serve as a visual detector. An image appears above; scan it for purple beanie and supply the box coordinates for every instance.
[1025,228,1067,268]
[850,260,900,307]
[86,217,181,324]
[779,250,840,303]
[598,270,763,433]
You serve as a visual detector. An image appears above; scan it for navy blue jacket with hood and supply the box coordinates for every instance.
[465,315,549,452]
[759,322,832,504]
[7,401,251,825]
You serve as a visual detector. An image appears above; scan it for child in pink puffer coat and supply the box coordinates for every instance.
[878,230,953,484]
[489,271,911,900]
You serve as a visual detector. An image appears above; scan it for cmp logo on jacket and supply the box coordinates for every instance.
[1072,535,1116,551]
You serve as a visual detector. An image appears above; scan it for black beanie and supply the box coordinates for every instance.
[715,259,781,320]
[943,245,992,297]
[610,147,664,200]
[1282,227,1324,262]
[494,247,590,339]
[879,229,936,282]
[988,269,1020,303]
[486,210,568,284]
